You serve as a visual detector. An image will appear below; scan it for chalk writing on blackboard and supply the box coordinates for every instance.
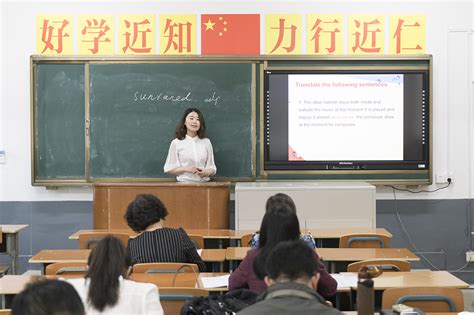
[133,91,221,105]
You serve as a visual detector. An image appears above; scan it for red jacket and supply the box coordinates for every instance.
[228,248,337,298]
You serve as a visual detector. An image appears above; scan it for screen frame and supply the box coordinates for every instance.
[260,57,432,185]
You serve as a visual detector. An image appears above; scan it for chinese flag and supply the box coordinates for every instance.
[201,14,260,55]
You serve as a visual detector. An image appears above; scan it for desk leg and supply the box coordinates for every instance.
[330,261,336,273]
[6,233,18,275]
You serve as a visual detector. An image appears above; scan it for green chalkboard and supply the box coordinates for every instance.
[88,63,254,179]
[34,63,85,180]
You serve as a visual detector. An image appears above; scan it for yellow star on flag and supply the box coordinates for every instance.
[204,19,215,31]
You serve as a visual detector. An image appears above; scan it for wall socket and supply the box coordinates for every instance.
[466,251,474,262]
[436,173,453,184]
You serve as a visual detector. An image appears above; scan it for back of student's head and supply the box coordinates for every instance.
[85,235,130,312]
[265,240,319,282]
[125,193,169,232]
[253,196,301,279]
[265,193,296,214]
[12,279,85,315]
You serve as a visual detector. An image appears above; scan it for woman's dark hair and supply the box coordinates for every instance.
[85,236,130,312]
[175,107,206,140]
[12,279,85,315]
[253,194,301,279]
[265,193,296,213]
[124,193,169,232]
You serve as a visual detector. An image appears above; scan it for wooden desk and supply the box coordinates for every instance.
[340,271,469,290]
[0,273,229,307]
[225,247,419,272]
[0,225,29,275]
[94,182,230,229]
[229,228,392,239]
[130,272,229,292]
[29,249,227,272]
[229,228,393,247]
[69,228,233,248]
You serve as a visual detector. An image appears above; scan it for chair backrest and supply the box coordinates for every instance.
[188,234,204,249]
[339,233,391,248]
[240,233,253,247]
[382,287,464,312]
[45,262,88,277]
[78,232,130,249]
[347,259,411,272]
[132,263,199,274]
[159,287,209,315]
[0,309,11,315]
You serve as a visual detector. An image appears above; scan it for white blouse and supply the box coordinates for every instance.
[163,135,217,182]
[67,277,163,315]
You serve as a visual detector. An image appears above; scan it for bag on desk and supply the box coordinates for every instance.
[180,289,258,315]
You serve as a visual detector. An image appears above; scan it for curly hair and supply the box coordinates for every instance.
[124,194,169,232]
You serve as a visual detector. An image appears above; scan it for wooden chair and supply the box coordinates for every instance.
[132,263,199,274]
[159,287,209,315]
[45,262,88,277]
[78,232,130,249]
[0,310,11,315]
[0,227,8,277]
[240,233,253,247]
[339,233,391,248]
[382,287,464,312]
[347,259,411,272]
[188,234,204,249]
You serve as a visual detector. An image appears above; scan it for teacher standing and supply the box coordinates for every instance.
[164,108,217,182]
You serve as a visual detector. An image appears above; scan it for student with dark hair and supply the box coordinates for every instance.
[247,193,316,248]
[229,194,337,299]
[238,240,342,315]
[12,279,85,315]
[68,236,163,314]
[125,193,206,271]
[164,107,216,182]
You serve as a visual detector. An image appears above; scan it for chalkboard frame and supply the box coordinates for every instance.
[31,55,258,186]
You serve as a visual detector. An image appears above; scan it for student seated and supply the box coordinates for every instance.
[125,193,206,271]
[12,279,85,315]
[246,193,316,249]
[68,236,163,314]
[238,240,342,315]
[229,193,337,299]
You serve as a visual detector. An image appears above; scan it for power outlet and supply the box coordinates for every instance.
[436,173,448,184]
[466,251,474,262]
[436,173,453,184]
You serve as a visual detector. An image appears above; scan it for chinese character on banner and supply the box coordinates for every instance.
[119,15,155,55]
[78,16,114,55]
[307,14,343,55]
[36,16,73,55]
[201,14,260,55]
[349,15,384,54]
[390,15,425,54]
[265,14,302,54]
[160,15,196,54]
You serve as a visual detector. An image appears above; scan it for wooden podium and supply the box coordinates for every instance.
[93,182,230,230]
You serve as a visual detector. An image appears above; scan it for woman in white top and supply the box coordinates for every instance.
[68,236,163,315]
[164,108,217,182]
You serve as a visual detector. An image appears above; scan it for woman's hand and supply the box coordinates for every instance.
[197,169,212,177]
[186,166,202,174]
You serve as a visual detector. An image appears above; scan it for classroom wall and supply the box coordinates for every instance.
[2,0,474,280]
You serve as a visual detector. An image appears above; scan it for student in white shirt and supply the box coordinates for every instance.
[164,108,216,182]
[68,236,163,315]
